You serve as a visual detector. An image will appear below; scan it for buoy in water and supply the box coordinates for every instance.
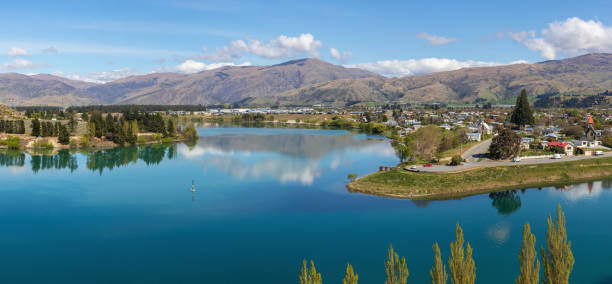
[190,180,196,192]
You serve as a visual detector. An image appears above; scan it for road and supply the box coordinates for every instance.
[412,140,612,173]
[461,138,492,163]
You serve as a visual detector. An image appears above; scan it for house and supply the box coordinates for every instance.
[477,120,492,135]
[521,137,535,150]
[466,132,481,141]
[547,141,574,156]
[573,116,603,148]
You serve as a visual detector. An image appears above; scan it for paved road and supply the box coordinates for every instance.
[461,138,492,163]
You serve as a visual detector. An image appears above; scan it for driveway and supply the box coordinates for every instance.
[461,138,492,163]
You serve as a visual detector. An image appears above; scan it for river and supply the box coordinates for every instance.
[0,126,609,283]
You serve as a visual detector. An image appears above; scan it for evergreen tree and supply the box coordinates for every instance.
[510,89,535,127]
[541,204,574,284]
[489,128,521,160]
[58,124,70,145]
[167,118,176,137]
[17,120,25,134]
[32,118,40,137]
[516,223,539,284]
[449,223,475,284]
[299,259,322,284]
[343,263,358,284]
[431,242,448,284]
[54,122,60,137]
[385,244,409,284]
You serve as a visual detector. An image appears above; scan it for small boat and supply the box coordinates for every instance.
[190,180,196,192]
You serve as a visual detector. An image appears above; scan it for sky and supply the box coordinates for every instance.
[1,0,611,83]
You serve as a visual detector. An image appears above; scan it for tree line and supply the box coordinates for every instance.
[30,119,71,145]
[0,120,26,134]
[299,204,573,284]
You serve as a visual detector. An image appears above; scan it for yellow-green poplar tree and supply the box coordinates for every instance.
[299,259,322,284]
[449,223,475,284]
[541,204,574,284]
[384,244,409,284]
[343,263,358,284]
[516,223,539,284]
[431,242,448,284]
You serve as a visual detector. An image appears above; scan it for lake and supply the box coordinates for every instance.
[0,126,610,283]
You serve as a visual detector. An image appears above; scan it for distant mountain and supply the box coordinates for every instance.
[1,54,611,106]
[262,53,612,105]
[0,58,378,106]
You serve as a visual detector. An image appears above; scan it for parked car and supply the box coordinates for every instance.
[512,157,521,162]
[594,151,604,156]
[423,164,433,167]
[552,154,562,159]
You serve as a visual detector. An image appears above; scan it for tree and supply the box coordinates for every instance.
[430,242,448,284]
[32,118,40,137]
[385,244,409,284]
[541,204,574,284]
[299,259,322,284]
[343,263,358,284]
[449,223,475,284]
[516,223,540,284]
[411,125,441,160]
[510,89,535,127]
[58,124,70,145]
[489,128,521,160]
[167,118,176,137]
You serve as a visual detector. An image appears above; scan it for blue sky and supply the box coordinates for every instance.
[1,0,611,82]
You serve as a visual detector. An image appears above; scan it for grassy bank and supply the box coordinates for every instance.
[348,156,612,199]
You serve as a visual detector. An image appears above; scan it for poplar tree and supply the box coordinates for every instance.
[384,244,409,284]
[299,259,322,284]
[449,223,475,284]
[32,118,40,137]
[516,223,539,284]
[343,263,358,284]
[541,204,574,284]
[431,242,448,284]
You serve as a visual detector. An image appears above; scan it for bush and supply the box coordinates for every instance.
[182,124,199,141]
[450,155,463,166]
[32,139,54,150]
[69,139,78,148]
[161,137,174,143]
[79,136,90,148]
[1,136,21,150]
[151,133,162,142]
[137,136,147,144]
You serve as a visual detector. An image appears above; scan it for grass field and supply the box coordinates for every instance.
[348,156,612,199]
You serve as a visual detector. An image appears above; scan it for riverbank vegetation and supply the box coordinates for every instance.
[348,156,612,199]
[299,204,573,284]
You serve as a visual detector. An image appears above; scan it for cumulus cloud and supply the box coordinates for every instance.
[7,47,29,57]
[1,58,49,70]
[175,59,251,74]
[416,32,458,46]
[329,47,353,62]
[347,58,527,78]
[510,17,612,60]
[52,68,139,83]
[205,33,323,61]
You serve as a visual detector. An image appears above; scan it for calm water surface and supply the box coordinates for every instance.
[0,127,611,283]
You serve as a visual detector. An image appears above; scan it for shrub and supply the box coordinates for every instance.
[69,139,78,148]
[1,136,21,150]
[137,136,147,144]
[32,139,54,150]
[79,136,90,148]
[151,133,162,142]
[450,155,463,166]
[182,124,199,141]
[161,137,174,143]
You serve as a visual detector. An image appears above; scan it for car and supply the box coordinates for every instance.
[594,151,604,156]
[512,157,521,162]
[552,154,562,159]
[410,165,417,169]
[423,163,433,167]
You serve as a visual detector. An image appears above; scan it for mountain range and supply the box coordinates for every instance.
[1,54,611,106]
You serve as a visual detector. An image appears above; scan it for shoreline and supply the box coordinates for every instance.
[347,156,612,200]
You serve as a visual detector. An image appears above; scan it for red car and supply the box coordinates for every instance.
[423,163,433,167]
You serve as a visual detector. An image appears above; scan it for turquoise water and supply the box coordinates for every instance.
[0,127,610,283]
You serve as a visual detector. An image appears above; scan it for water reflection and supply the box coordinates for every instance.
[489,190,522,215]
[549,181,612,202]
[0,144,178,174]
[180,133,393,185]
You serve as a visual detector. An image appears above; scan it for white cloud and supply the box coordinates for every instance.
[41,46,58,54]
[205,33,323,61]
[416,32,458,46]
[7,47,29,57]
[1,58,48,70]
[52,68,139,83]
[511,17,612,60]
[174,59,251,74]
[348,58,527,78]
[329,47,353,62]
